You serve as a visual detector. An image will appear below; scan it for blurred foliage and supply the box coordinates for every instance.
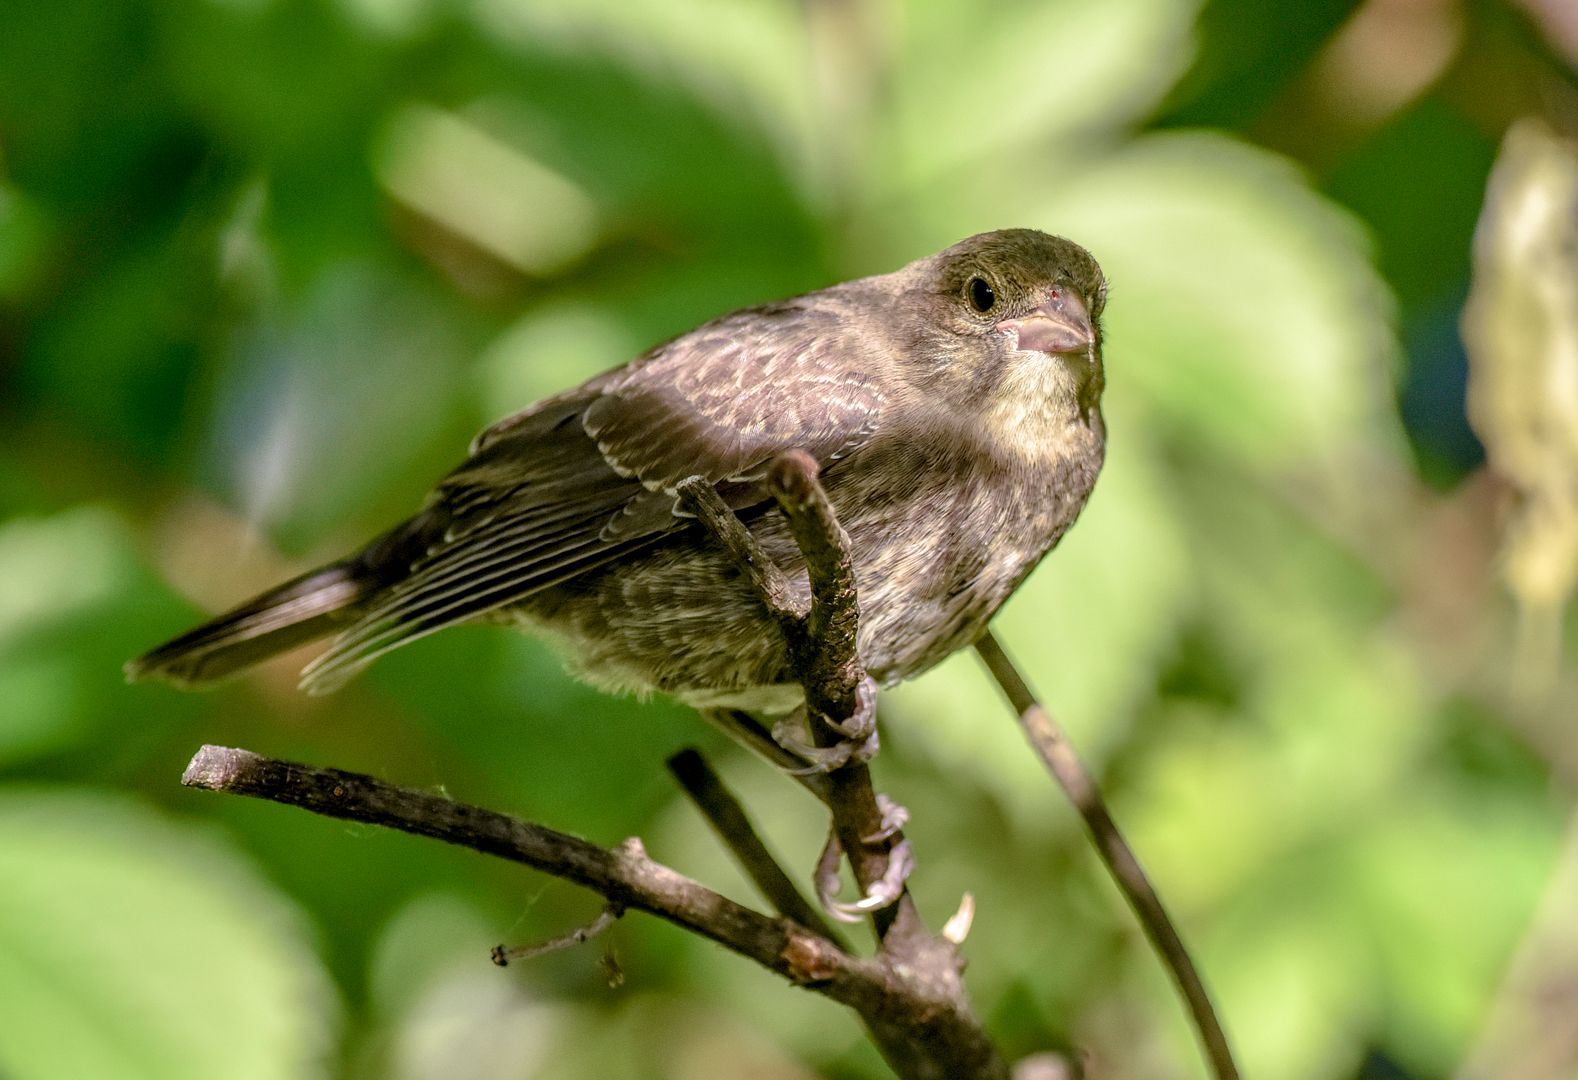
[1463,118,1578,700]
[1,0,1576,1078]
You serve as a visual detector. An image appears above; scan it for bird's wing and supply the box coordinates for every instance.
[299,301,885,692]
[585,306,882,480]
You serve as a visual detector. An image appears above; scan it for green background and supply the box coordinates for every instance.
[1,0,1574,1077]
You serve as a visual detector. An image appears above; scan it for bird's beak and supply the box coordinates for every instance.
[998,289,1094,356]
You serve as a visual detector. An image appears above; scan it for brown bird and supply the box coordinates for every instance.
[128,229,1108,719]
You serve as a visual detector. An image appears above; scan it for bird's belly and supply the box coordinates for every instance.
[511,449,1096,710]
[839,495,1056,685]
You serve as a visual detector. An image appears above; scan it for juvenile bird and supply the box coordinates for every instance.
[129,229,1108,719]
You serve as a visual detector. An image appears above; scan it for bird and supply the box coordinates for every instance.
[128,228,1108,721]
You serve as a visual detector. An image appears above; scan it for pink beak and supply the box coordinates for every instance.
[998,288,1094,356]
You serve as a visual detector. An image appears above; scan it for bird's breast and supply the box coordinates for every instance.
[817,430,1103,684]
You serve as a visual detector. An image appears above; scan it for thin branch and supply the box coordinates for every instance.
[492,902,623,966]
[182,743,1009,1080]
[677,482,808,636]
[973,630,1240,1080]
[667,748,848,948]
[768,453,919,938]
[678,456,920,944]
[182,745,805,965]
[696,707,833,802]
[765,450,863,721]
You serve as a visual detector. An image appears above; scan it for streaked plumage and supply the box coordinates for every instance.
[129,229,1108,711]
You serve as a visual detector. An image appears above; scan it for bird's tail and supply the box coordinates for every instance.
[126,513,441,688]
[125,560,372,688]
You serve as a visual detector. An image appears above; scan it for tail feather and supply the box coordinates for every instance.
[125,563,370,687]
[126,511,445,688]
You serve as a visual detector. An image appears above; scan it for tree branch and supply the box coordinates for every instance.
[181,743,1008,1080]
[174,440,1238,1080]
[666,748,848,948]
[974,630,1240,1080]
[677,455,919,943]
[182,745,803,965]
[695,706,832,800]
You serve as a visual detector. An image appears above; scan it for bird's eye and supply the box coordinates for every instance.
[967,277,996,313]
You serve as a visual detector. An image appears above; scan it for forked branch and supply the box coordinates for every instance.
[182,454,1008,1080]
[677,452,919,939]
[178,458,1234,1080]
[181,745,1005,1079]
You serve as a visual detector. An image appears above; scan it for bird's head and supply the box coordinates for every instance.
[887,228,1107,455]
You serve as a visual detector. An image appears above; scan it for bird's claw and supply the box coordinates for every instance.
[772,676,880,774]
[864,794,909,844]
[773,721,860,774]
[822,675,879,743]
[816,836,916,924]
[815,830,845,910]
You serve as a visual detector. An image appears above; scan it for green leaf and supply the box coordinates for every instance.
[1043,132,1402,468]
[472,0,814,179]
[0,183,52,297]
[884,0,1199,187]
[0,508,202,767]
[0,789,336,1080]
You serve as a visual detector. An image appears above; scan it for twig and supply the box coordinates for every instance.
[974,630,1240,1080]
[667,748,848,948]
[182,743,1009,1080]
[492,902,623,966]
[696,707,833,802]
[181,745,801,963]
[677,457,920,944]
[765,451,864,722]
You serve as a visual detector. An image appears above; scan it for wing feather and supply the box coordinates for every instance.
[302,297,886,690]
[301,537,657,692]
[584,307,884,492]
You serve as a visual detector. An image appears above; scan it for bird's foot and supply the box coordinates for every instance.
[865,794,909,844]
[815,826,916,923]
[772,676,880,774]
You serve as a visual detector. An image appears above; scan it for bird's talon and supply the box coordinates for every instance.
[773,714,865,774]
[819,881,867,923]
[815,833,915,922]
[788,754,845,776]
[819,676,879,743]
[815,830,844,899]
[862,794,910,844]
[823,841,915,920]
[771,714,816,758]
[778,677,880,775]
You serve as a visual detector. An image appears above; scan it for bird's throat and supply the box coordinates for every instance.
[981,354,1104,465]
